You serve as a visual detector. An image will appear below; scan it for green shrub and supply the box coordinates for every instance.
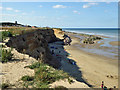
[24,62,41,69]
[68,78,74,84]
[23,62,70,88]
[54,86,68,90]
[1,83,9,89]
[2,31,13,40]
[34,63,69,82]
[0,49,1,57]
[0,32,2,42]
[1,49,13,63]
[21,75,34,81]
[36,82,49,88]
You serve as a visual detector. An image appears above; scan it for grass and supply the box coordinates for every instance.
[22,62,71,88]
[1,83,9,89]
[0,31,2,42]
[54,86,68,90]
[1,27,62,36]
[24,62,41,69]
[1,48,13,63]
[2,31,13,41]
[21,75,34,81]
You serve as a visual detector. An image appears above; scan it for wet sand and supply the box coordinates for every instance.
[53,32,118,88]
[109,41,120,46]
[1,30,119,88]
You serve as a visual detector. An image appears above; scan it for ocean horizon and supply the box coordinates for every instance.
[62,28,119,59]
[62,28,119,38]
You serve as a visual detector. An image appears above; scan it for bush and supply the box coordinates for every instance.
[34,63,69,84]
[1,49,13,63]
[68,78,74,84]
[2,31,13,40]
[24,62,41,69]
[0,49,1,57]
[23,62,70,88]
[21,75,34,81]
[1,83,9,89]
[54,86,68,90]
[0,32,2,42]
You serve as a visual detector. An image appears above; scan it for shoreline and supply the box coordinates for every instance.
[63,31,113,39]
[54,31,118,88]
[109,41,120,46]
[65,31,118,59]
[1,28,118,88]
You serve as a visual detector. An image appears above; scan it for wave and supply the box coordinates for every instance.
[63,29,118,38]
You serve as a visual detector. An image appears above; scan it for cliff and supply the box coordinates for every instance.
[6,29,61,68]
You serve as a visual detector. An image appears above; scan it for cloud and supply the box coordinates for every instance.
[83,0,89,1]
[0,14,16,16]
[22,13,27,15]
[106,2,111,4]
[14,10,20,12]
[6,7,13,10]
[4,7,20,13]
[83,3,98,8]
[0,6,3,10]
[39,5,43,8]
[104,10,108,13]
[73,10,80,14]
[53,5,67,8]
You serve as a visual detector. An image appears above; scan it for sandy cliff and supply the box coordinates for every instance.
[6,29,61,68]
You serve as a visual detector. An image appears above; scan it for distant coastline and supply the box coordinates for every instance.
[63,29,119,59]
[62,28,118,38]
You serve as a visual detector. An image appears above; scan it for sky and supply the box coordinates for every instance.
[0,2,118,28]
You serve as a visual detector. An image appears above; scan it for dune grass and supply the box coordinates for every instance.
[1,83,9,89]
[1,49,13,63]
[22,62,71,88]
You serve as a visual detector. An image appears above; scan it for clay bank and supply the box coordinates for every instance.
[6,28,63,68]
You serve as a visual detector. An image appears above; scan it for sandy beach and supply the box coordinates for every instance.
[52,32,119,88]
[109,41,120,46]
[1,29,119,89]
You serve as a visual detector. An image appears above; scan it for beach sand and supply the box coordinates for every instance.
[52,33,118,88]
[1,31,119,88]
[1,47,38,87]
[109,41,120,46]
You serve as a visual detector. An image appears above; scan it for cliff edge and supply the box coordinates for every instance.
[6,29,61,68]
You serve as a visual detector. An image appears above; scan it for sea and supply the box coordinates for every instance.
[62,28,119,59]
[62,28,119,38]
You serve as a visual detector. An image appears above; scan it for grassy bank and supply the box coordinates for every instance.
[22,62,72,88]
[0,27,73,89]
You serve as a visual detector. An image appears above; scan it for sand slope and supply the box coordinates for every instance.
[1,48,37,85]
[65,39,118,88]
[53,33,118,88]
[50,79,89,88]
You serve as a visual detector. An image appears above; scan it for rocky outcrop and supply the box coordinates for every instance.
[6,29,61,68]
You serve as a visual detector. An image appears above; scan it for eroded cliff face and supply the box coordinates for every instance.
[6,29,61,68]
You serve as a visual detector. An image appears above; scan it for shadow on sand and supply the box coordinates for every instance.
[49,40,93,87]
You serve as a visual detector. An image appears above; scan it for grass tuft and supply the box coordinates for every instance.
[21,75,34,81]
[1,83,9,89]
[54,86,68,90]
[22,62,70,88]
[1,49,13,63]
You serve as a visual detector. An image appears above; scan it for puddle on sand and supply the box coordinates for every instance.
[74,44,118,59]
[98,37,119,49]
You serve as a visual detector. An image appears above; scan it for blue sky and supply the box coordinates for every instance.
[0,2,118,28]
